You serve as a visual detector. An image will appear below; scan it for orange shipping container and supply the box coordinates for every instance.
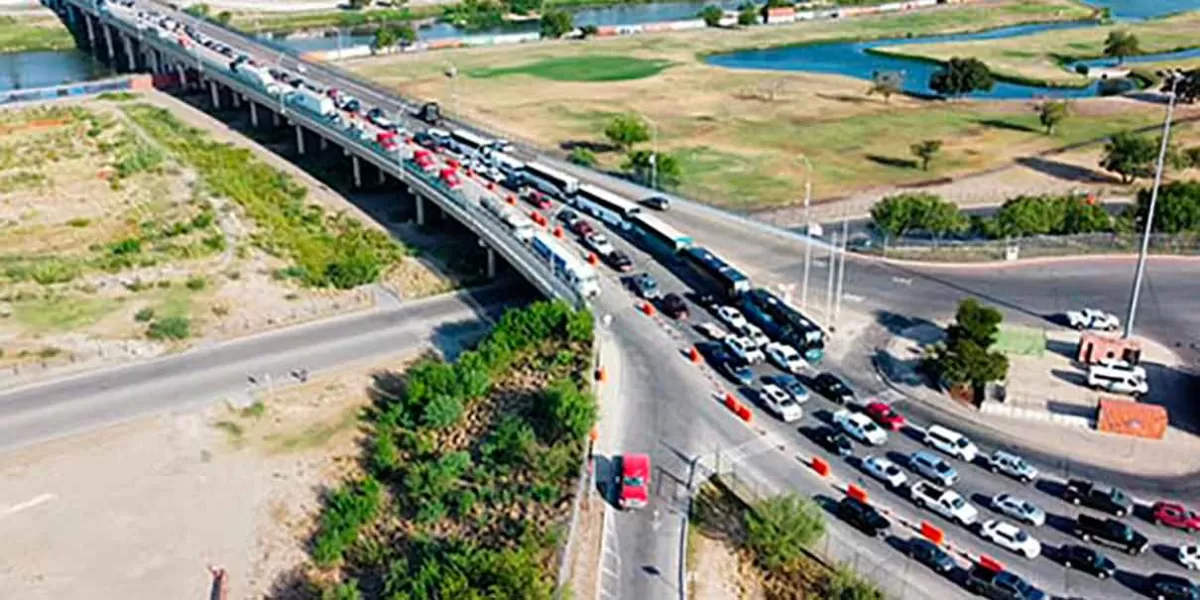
[1097,397,1167,440]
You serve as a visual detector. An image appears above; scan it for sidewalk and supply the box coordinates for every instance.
[876,323,1200,479]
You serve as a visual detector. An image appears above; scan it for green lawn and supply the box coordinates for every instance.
[467,55,673,82]
[12,294,122,334]
[0,16,74,53]
[994,325,1046,357]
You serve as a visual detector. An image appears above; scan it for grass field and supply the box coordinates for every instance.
[467,55,673,82]
[0,14,74,53]
[995,325,1047,357]
[873,10,1200,87]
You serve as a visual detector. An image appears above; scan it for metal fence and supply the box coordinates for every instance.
[868,232,1200,263]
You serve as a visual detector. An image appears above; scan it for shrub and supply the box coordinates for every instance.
[483,415,536,467]
[537,378,597,444]
[311,477,382,566]
[744,494,826,570]
[825,566,884,600]
[146,316,191,340]
[185,276,208,291]
[568,147,597,167]
[420,393,464,430]
[109,237,142,256]
[67,217,90,228]
[369,430,399,476]
[134,307,155,322]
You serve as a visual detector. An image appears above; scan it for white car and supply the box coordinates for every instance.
[696,322,727,341]
[724,335,765,364]
[1179,544,1200,570]
[979,520,1042,559]
[715,306,747,332]
[833,409,887,446]
[759,384,803,423]
[1066,308,1120,331]
[991,494,1046,527]
[862,455,907,489]
[584,233,615,256]
[742,323,770,348]
[766,343,805,374]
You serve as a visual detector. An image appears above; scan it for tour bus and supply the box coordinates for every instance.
[451,128,491,155]
[680,246,750,299]
[531,231,601,299]
[629,213,693,257]
[480,195,535,243]
[738,288,825,363]
[574,184,642,227]
[520,161,580,201]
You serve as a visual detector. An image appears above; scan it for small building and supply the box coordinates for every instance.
[1097,397,1167,440]
[765,6,797,24]
[1077,332,1142,366]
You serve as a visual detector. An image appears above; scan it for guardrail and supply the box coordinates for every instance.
[0,75,140,106]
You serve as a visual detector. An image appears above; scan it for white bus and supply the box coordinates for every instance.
[574,183,642,227]
[531,231,600,299]
[630,213,694,255]
[480,195,535,243]
[451,128,491,154]
[522,161,579,200]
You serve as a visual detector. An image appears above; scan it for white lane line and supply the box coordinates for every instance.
[842,294,865,303]
[0,493,56,520]
[891,277,913,286]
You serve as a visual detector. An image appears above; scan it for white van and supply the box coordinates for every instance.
[923,425,979,463]
[1087,364,1149,397]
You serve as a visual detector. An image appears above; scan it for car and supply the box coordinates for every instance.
[724,335,765,364]
[413,132,436,148]
[695,322,727,341]
[618,454,650,510]
[811,372,855,405]
[630,273,660,300]
[992,494,1046,527]
[764,374,810,404]
[410,150,436,173]
[911,482,978,526]
[980,519,1042,559]
[606,250,634,273]
[923,424,979,462]
[556,208,581,228]
[524,189,553,211]
[759,384,803,423]
[1063,479,1133,517]
[965,565,1047,600]
[742,324,770,348]
[814,426,853,457]
[1179,545,1200,570]
[862,455,907,489]
[717,353,754,387]
[909,450,958,486]
[640,195,670,211]
[439,168,462,190]
[1153,501,1200,532]
[1146,573,1200,600]
[584,233,615,256]
[660,293,688,319]
[907,538,955,574]
[1066,308,1120,331]
[572,219,596,237]
[1058,544,1116,579]
[863,401,906,431]
[836,496,890,537]
[987,450,1038,483]
[766,343,806,374]
[715,305,748,332]
[833,410,887,446]
[1074,513,1148,555]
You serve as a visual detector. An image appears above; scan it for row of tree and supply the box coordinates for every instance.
[567,112,685,189]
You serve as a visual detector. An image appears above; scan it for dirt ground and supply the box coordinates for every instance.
[0,93,451,385]
[0,356,411,600]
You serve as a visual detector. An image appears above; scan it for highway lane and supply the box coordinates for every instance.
[0,285,524,453]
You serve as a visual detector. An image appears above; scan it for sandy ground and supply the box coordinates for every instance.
[0,355,416,600]
[690,535,759,600]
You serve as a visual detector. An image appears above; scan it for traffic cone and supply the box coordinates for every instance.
[587,253,598,265]
[689,346,701,364]
[553,226,564,238]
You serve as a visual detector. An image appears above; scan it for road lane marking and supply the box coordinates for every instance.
[891,277,913,286]
[0,493,56,520]
[842,294,864,303]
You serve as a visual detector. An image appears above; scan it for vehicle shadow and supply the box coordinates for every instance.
[900,425,926,444]
[1035,478,1068,502]
[594,454,619,508]
[1152,543,1180,563]
[1113,569,1147,596]
[812,408,835,425]
[970,492,995,512]
[1045,513,1078,538]
[885,450,911,468]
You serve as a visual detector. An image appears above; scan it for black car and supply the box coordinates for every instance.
[413,132,436,148]
[1063,479,1133,517]
[1147,573,1200,600]
[813,426,853,457]
[712,349,753,386]
[607,251,634,273]
[343,98,362,113]
[811,372,855,405]
[1057,544,1115,579]
[557,208,581,227]
[907,538,955,574]
[836,496,890,537]
[1075,514,1148,555]
[640,195,670,211]
[367,107,384,120]
[660,293,688,319]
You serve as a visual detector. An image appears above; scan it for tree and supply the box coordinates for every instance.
[927,298,1009,395]
[183,3,210,17]
[929,57,995,97]
[147,316,191,340]
[985,194,1113,238]
[396,23,417,44]
[568,146,597,167]
[347,0,372,8]
[1175,69,1200,104]
[373,26,398,50]
[604,113,650,152]
[743,494,825,570]
[1185,146,1200,169]
[910,139,943,171]
[867,70,904,103]
[579,24,599,38]
[215,10,232,25]
[623,150,682,189]
[1099,131,1160,183]
[539,8,574,39]
[869,194,916,244]
[1036,99,1069,135]
[1134,180,1200,234]
[1103,29,1140,64]
[699,5,724,28]
[737,4,758,26]
[918,193,968,241]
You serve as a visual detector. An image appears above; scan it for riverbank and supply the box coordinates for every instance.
[0,13,74,53]
[226,6,442,36]
[869,8,1200,88]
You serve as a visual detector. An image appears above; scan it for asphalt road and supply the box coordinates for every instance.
[0,286,523,453]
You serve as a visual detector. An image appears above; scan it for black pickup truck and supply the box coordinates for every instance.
[1074,514,1149,555]
[1062,479,1133,517]
[965,565,1047,600]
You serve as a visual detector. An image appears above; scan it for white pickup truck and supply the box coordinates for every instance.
[1066,308,1120,331]
[910,481,978,526]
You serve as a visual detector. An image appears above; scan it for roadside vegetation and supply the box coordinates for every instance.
[925,298,1009,404]
[287,300,596,599]
[0,14,74,53]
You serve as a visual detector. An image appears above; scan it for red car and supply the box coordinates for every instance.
[571,219,595,237]
[619,454,650,510]
[523,189,552,210]
[439,168,462,190]
[863,401,906,431]
[411,149,436,173]
[1152,501,1200,531]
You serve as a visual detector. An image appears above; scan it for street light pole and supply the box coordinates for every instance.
[650,118,658,190]
[798,155,813,310]
[834,215,848,324]
[1123,71,1181,339]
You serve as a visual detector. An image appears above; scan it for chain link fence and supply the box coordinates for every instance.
[861,231,1200,262]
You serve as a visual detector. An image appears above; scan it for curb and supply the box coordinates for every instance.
[853,250,1200,271]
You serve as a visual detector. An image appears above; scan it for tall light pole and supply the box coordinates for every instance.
[798,155,814,310]
[1123,70,1182,339]
[833,214,848,325]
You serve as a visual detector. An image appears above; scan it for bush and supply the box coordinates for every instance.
[185,276,208,291]
[109,237,142,256]
[67,217,90,228]
[743,494,825,570]
[369,430,399,476]
[421,394,464,430]
[146,316,191,340]
[568,146,597,167]
[537,378,597,444]
[134,307,155,322]
[825,566,884,600]
[483,415,536,467]
[311,477,382,566]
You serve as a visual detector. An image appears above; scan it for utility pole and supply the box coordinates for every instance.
[799,155,813,310]
[833,216,848,324]
[1124,70,1181,339]
[825,231,837,321]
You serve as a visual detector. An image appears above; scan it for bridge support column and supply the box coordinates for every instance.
[84,14,95,49]
[209,80,221,109]
[415,194,425,226]
[103,23,115,62]
[249,101,259,127]
[176,63,187,88]
[147,48,159,75]
[121,35,134,71]
[271,110,281,127]
[231,93,240,109]
[486,246,496,279]
[319,136,328,151]
[295,125,305,155]
[377,166,386,185]
[352,156,362,188]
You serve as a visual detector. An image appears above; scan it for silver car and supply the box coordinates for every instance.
[991,493,1046,527]
[909,450,958,486]
[987,450,1038,483]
